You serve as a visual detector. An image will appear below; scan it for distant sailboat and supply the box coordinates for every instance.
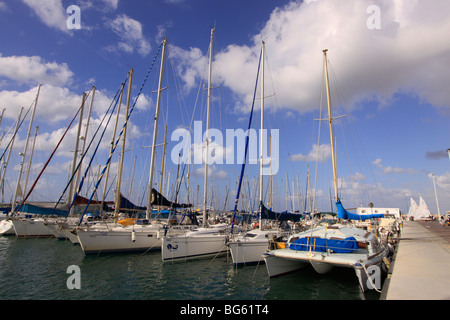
[408,197,431,221]
[416,196,432,221]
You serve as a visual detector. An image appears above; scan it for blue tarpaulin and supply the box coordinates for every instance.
[289,236,359,253]
[336,200,384,220]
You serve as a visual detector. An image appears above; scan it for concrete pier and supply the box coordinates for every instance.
[381,220,450,300]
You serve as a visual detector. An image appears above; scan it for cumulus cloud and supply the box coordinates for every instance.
[429,172,450,192]
[0,54,73,86]
[289,144,331,162]
[22,0,68,33]
[372,158,415,174]
[0,85,78,123]
[105,14,151,57]
[173,0,450,114]
[193,165,228,180]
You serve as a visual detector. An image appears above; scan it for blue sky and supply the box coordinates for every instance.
[0,0,449,215]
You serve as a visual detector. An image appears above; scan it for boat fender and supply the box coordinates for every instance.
[131,230,136,242]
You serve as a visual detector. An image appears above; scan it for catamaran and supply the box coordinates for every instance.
[262,50,391,292]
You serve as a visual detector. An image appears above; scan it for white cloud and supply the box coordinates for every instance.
[173,0,450,114]
[22,0,68,33]
[289,144,331,162]
[429,172,450,192]
[106,14,151,57]
[193,165,228,180]
[169,46,208,92]
[0,54,73,86]
[372,158,415,175]
[102,0,119,10]
[0,1,8,11]
[0,84,80,123]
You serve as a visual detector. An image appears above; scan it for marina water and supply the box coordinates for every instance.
[0,236,381,300]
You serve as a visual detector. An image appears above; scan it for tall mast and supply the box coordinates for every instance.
[115,69,133,221]
[100,82,125,216]
[259,41,265,229]
[323,49,339,201]
[1,107,23,204]
[146,37,167,220]
[23,125,39,196]
[11,84,40,214]
[203,27,215,227]
[76,86,96,199]
[68,93,86,206]
[159,124,167,194]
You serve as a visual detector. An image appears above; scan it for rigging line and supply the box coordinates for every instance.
[328,61,376,206]
[62,82,126,216]
[14,91,90,215]
[230,46,262,233]
[0,94,36,164]
[313,58,326,212]
[77,41,164,225]
[51,83,125,214]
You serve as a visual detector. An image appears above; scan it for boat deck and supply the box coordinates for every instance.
[381,220,450,300]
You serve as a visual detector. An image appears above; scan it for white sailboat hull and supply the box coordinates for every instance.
[12,218,55,238]
[75,223,192,254]
[228,240,269,265]
[227,229,286,265]
[0,220,16,235]
[76,226,162,254]
[162,233,228,262]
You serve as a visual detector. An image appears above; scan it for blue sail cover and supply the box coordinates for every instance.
[260,202,304,222]
[16,203,68,216]
[336,200,384,220]
[289,236,359,253]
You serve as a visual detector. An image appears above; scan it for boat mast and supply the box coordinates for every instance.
[99,82,125,216]
[146,37,167,220]
[1,107,23,204]
[23,125,39,196]
[203,27,215,227]
[159,124,167,194]
[76,86,96,199]
[259,41,265,229]
[323,49,339,201]
[68,93,86,206]
[11,84,40,214]
[115,69,133,222]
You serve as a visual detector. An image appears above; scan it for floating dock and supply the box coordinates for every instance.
[381,220,450,300]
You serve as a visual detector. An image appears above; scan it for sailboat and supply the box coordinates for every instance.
[262,50,391,292]
[6,84,58,238]
[415,196,432,221]
[227,41,293,266]
[161,28,231,262]
[408,197,419,220]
